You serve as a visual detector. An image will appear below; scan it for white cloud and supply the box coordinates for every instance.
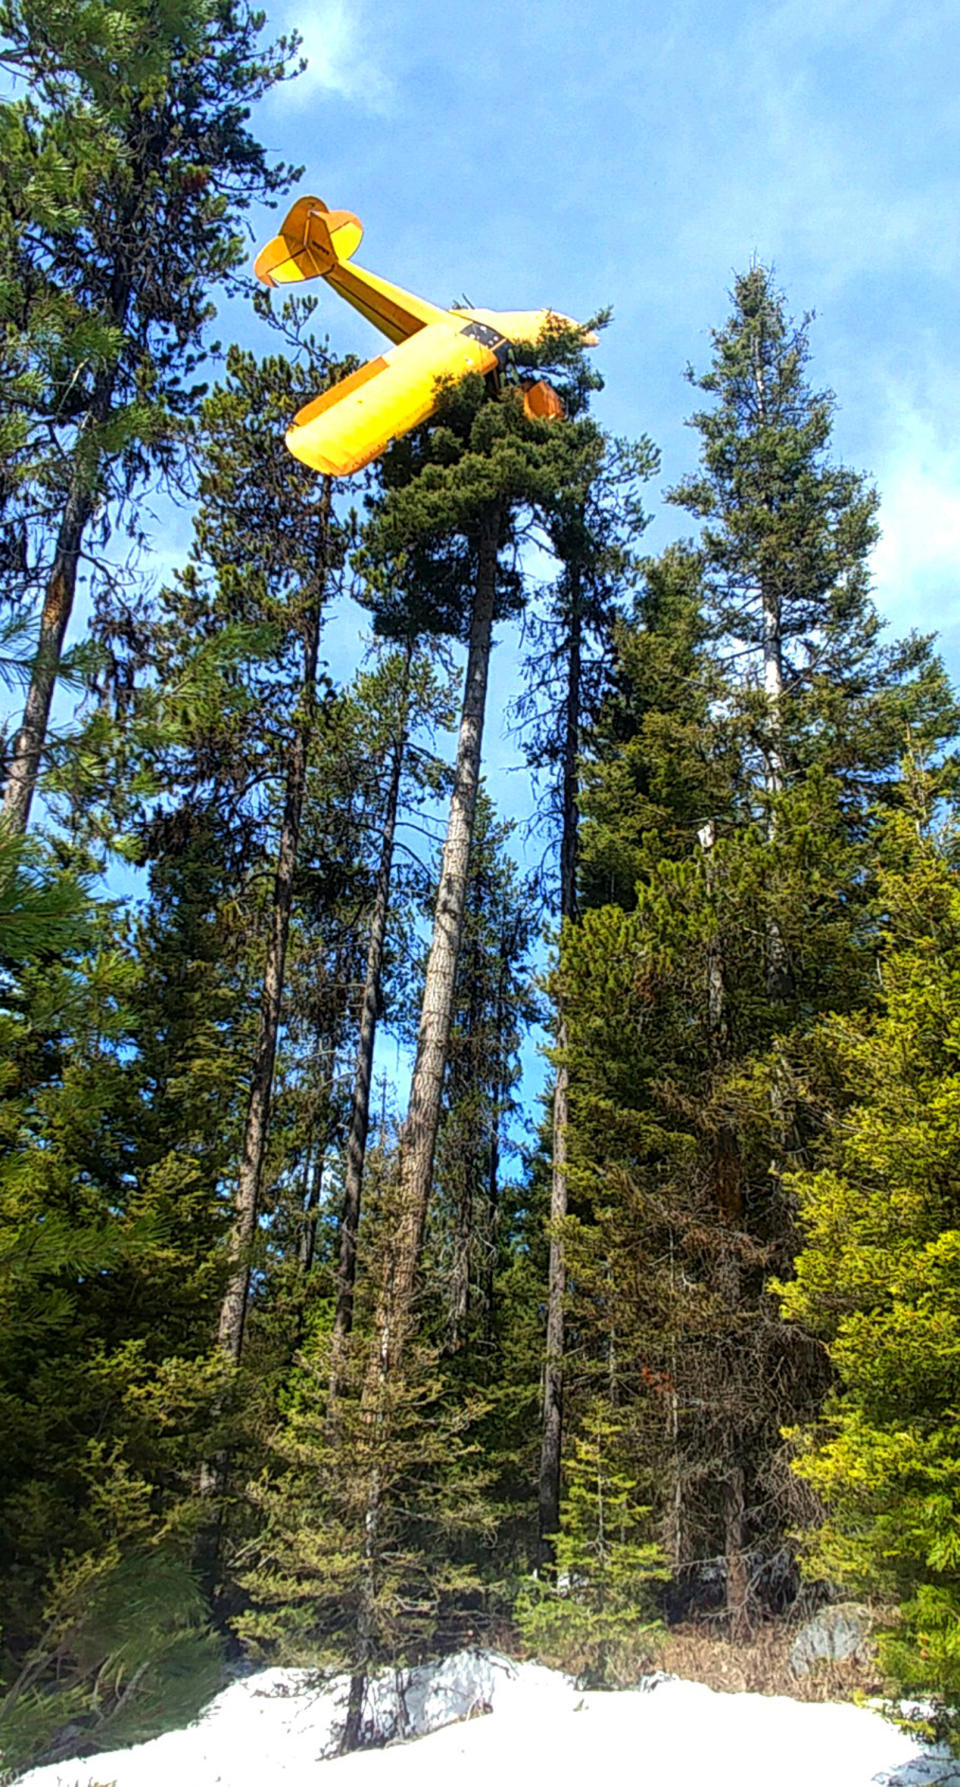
[282,0,393,111]
[870,395,960,636]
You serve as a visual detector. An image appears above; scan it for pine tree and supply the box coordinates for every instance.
[0,843,228,1768]
[358,340,602,1382]
[233,1140,493,1752]
[0,0,298,829]
[330,641,457,1377]
[557,268,959,1629]
[779,796,960,1735]
[516,433,657,1565]
[427,790,538,1356]
[517,1405,665,1686]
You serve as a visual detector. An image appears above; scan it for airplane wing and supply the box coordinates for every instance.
[254,197,599,474]
[286,318,508,477]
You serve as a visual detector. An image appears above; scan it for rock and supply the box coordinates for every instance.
[790,1603,873,1675]
[361,1650,516,1744]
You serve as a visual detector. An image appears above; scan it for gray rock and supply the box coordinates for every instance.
[790,1602,873,1675]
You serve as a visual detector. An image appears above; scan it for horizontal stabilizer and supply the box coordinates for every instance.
[255,196,363,288]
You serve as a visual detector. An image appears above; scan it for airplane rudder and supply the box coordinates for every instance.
[306,205,363,268]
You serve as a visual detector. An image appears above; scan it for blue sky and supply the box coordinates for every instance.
[225,0,960,1119]
[15,0,960,1125]
[242,0,960,676]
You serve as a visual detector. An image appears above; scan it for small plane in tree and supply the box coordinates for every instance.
[254,196,598,476]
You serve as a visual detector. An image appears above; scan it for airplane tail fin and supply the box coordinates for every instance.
[255,197,363,287]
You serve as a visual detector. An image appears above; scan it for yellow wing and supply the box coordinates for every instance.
[255,197,600,475]
[286,319,506,477]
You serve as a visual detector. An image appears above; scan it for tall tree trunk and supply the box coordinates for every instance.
[698,818,750,1634]
[761,577,792,1000]
[328,646,410,1395]
[215,484,331,1366]
[372,500,501,1378]
[2,363,119,832]
[341,505,499,1735]
[752,332,790,1001]
[299,1138,322,1275]
[197,493,331,1572]
[482,1065,501,1350]
[537,571,582,1568]
[665,1238,683,1575]
[697,819,729,1050]
[482,921,515,1349]
[449,1152,473,1351]
[725,1464,749,1641]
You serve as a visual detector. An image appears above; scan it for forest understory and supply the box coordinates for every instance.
[2,2,960,1779]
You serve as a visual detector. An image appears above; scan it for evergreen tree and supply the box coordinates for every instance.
[517,1405,665,1686]
[780,798,960,1735]
[670,263,948,829]
[234,1139,493,1753]
[558,268,959,1630]
[0,845,227,1768]
[359,339,602,1383]
[330,640,457,1379]
[427,791,538,1357]
[515,433,657,1565]
[0,0,298,829]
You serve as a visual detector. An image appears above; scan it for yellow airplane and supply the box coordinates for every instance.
[254,196,597,477]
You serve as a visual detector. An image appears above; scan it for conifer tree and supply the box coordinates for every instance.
[185,329,343,1377]
[779,798,960,1732]
[0,0,298,829]
[518,1406,665,1687]
[0,843,229,1768]
[558,269,959,1628]
[320,348,604,1724]
[234,1140,493,1754]
[360,348,601,1380]
[427,791,538,1356]
[330,641,457,1376]
[517,434,657,1565]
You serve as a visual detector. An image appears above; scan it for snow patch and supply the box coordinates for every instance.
[14,1649,960,1787]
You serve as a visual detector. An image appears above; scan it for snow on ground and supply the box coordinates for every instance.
[16,1650,960,1787]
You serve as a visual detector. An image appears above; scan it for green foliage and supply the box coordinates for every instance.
[235,1218,494,1676]
[426,792,539,1350]
[0,0,298,533]
[517,1408,665,1686]
[357,341,607,645]
[668,264,957,808]
[4,144,960,1782]
[0,1538,222,1778]
[0,826,89,959]
[554,266,960,1626]
[0,827,230,1764]
[779,810,960,1737]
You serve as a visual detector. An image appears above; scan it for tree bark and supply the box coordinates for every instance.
[215,481,331,1368]
[481,920,516,1348]
[372,501,501,1377]
[2,363,119,832]
[697,818,750,1629]
[752,332,790,1002]
[537,570,582,1568]
[482,1064,502,1350]
[725,1464,749,1640]
[345,502,499,1712]
[328,645,410,1394]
